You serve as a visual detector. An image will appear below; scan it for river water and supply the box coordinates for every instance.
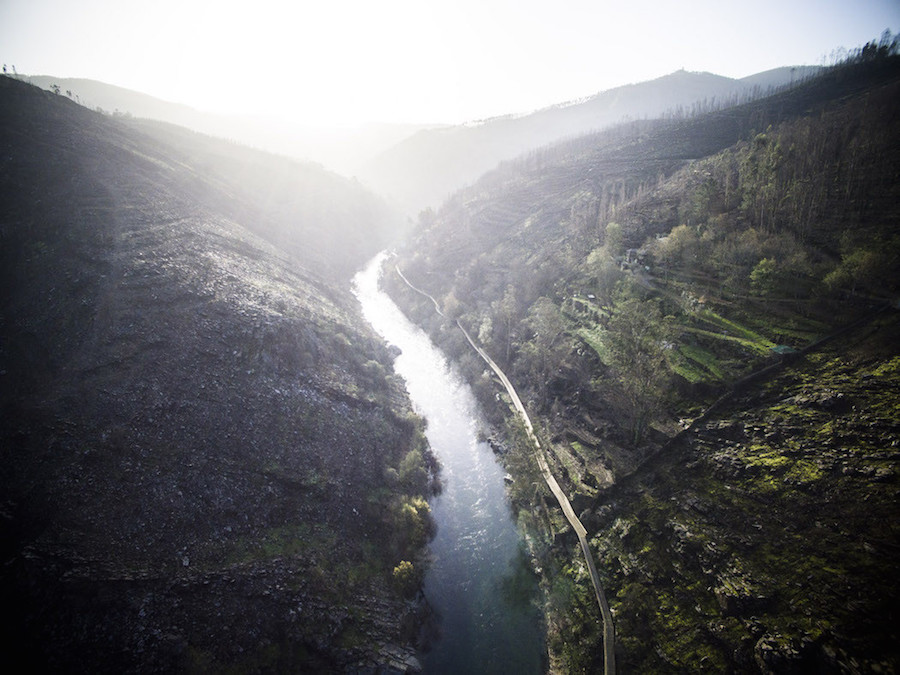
[353,254,544,673]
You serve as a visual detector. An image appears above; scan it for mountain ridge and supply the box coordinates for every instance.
[25,74,434,176]
[358,66,820,214]
[0,75,435,671]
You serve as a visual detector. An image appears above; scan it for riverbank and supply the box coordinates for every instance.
[389,258,614,673]
[354,255,546,673]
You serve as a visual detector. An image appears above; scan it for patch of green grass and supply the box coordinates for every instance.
[577,327,611,365]
[767,402,826,423]
[873,355,900,377]
[668,350,707,383]
[337,624,369,650]
[673,342,726,382]
[651,589,727,671]
[677,308,776,356]
[222,523,334,566]
[740,312,829,344]
[698,309,775,345]
[784,459,824,484]
[768,325,823,343]
[681,326,774,355]
[742,444,790,470]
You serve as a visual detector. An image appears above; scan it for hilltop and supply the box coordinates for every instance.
[26,67,818,219]
[25,75,431,176]
[358,66,819,215]
[384,48,900,671]
[0,76,433,671]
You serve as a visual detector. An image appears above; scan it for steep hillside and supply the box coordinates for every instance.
[26,76,208,127]
[590,318,900,672]
[113,117,402,281]
[0,76,432,671]
[388,52,900,464]
[360,67,817,215]
[384,50,900,672]
[26,75,429,176]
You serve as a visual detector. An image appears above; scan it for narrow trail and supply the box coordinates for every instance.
[394,266,445,317]
[394,264,616,675]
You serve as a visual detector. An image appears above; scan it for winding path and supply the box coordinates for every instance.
[395,264,616,675]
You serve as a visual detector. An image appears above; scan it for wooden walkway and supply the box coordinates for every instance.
[396,264,616,674]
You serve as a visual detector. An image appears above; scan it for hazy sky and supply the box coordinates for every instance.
[1,0,897,126]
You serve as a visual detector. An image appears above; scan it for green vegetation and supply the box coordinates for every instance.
[591,327,900,671]
[392,560,421,598]
[672,342,725,382]
[600,295,671,445]
[385,46,900,673]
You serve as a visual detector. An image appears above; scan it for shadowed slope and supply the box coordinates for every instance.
[0,76,431,671]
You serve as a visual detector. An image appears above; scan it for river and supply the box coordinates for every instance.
[353,253,545,673]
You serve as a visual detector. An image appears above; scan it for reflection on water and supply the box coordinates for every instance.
[353,254,544,673]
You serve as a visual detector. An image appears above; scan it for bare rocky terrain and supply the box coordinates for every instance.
[1,76,433,671]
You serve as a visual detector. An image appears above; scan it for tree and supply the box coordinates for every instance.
[683,177,720,226]
[442,291,462,320]
[603,221,624,258]
[586,247,623,306]
[398,449,429,494]
[501,416,545,509]
[749,257,778,295]
[651,224,698,279]
[740,131,782,233]
[526,297,565,350]
[518,297,570,401]
[392,560,421,597]
[477,315,493,344]
[492,285,519,364]
[390,496,434,560]
[823,247,884,296]
[602,297,670,445]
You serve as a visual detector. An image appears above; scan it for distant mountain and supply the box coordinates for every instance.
[358,67,820,215]
[738,65,821,90]
[0,76,432,670]
[26,75,206,125]
[25,75,430,175]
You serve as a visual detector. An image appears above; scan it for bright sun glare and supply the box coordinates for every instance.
[1,0,898,125]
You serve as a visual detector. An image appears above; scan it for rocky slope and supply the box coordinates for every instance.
[0,76,432,671]
[588,314,900,672]
[26,75,431,177]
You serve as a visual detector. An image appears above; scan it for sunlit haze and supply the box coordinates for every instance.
[1,0,898,126]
